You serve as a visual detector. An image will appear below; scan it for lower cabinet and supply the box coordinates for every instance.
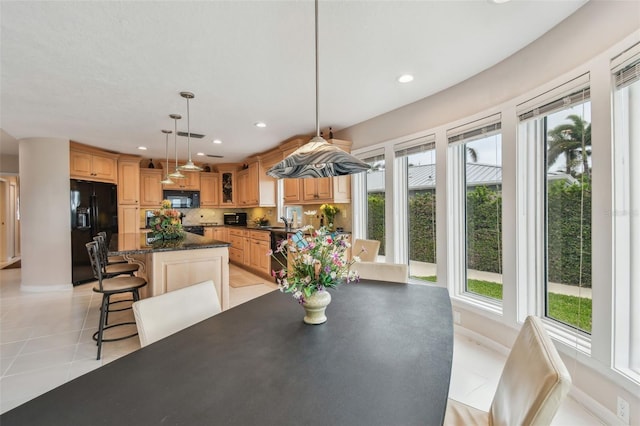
[227,228,271,279]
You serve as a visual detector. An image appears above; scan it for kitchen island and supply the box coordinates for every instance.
[109,232,231,310]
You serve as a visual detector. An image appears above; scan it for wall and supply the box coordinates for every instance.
[0,155,19,175]
[338,1,640,423]
[19,138,72,291]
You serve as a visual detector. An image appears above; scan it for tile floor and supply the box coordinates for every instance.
[0,265,603,423]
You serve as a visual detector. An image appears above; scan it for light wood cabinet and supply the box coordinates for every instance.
[219,170,236,207]
[236,160,275,207]
[200,173,220,207]
[118,157,140,205]
[118,205,140,234]
[204,226,228,242]
[70,145,118,183]
[249,230,270,276]
[162,171,200,190]
[228,228,245,264]
[140,169,164,208]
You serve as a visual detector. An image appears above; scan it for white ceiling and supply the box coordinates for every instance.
[1,0,586,163]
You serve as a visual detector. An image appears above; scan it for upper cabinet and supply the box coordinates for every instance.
[218,166,237,207]
[162,170,200,191]
[200,172,220,207]
[70,142,118,183]
[117,156,140,205]
[140,169,164,208]
[237,159,276,208]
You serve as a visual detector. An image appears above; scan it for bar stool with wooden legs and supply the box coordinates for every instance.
[86,241,147,360]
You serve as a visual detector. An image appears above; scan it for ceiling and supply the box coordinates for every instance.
[1,0,586,163]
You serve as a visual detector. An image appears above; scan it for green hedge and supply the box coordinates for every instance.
[367,179,591,287]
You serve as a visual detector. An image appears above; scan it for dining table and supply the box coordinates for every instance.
[0,280,454,426]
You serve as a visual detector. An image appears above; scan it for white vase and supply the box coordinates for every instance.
[302,290,331,325]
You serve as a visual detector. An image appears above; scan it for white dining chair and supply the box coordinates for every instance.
[444,316,572,426]
[353,261,408,283]
[132,280,222,347]
[352,239,381,262]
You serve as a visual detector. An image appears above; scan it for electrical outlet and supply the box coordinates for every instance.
[453,311,461,325]
[617,396,630,425]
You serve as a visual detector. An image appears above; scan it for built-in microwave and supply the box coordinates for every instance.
[163,190,200,209]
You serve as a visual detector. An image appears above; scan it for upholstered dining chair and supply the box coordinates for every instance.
[353,261,408,283]
[86,241,147,360]
[444,315,572,426]
[352,238,381,262]
[93,234,139,278]
[132,280,222,347]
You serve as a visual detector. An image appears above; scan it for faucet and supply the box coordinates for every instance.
[280,216,290,229]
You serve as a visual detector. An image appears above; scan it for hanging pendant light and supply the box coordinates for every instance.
[168,114,185,179]
[177,91,203,172]
[267,0,370,179]
[160,129,174,184]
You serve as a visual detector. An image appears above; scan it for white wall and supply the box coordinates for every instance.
[19,138,72,291]
[0,155,19,174]
[340,1,640,423]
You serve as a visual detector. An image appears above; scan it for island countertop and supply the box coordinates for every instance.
[108,232,231,255]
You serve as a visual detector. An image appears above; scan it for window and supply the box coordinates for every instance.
[518,75,592,334]
[395,136,437,282]
[612,49,640,380]
[448,114,503,305]
[361,149,386,260]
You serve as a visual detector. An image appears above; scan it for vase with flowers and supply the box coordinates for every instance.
[269,225,361,324]
[149,200,184,240]
[320,204,339,231]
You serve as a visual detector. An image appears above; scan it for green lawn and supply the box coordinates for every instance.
[415,276,592,333]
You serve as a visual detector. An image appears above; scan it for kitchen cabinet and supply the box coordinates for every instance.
[140,169,163,208]
[200,173,220,207]
[162,170,200,190]
[204,226,228,243]
[219,170,236,207]
[249,231,270,276]
[70,144,118,183]
[118,205,140,234]
[118,157,140,205]
[237,160,276,207]
[228,228,245,264]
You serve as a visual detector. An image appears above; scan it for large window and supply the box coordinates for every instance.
[612,50,640,380]
[363,150,385,260]
[448,115,503,304]
[395,137,437,282]
[518,75,592,334]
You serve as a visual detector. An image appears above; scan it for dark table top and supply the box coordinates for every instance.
[108,231,230,255]
[1,281,453,426]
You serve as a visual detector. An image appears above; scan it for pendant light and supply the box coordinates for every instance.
[267,0,370,179]
[177,91,203,172]
[168,114,185,179]
[160,129,174,184]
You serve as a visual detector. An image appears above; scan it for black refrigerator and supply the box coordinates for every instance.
[70,179,118,285]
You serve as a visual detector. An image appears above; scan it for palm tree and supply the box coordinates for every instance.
[547,114,591,178]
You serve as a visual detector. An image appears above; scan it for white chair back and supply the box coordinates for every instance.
[352,239,381,262]
[132,280,221,347]
[353,261,408,283]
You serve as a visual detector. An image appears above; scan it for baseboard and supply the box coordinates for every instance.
[20,284,73,292]
[454,324,618,425]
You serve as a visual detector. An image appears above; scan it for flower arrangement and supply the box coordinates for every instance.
[149,199,184,240]
[269,225,360,304]
[320,204,339,230]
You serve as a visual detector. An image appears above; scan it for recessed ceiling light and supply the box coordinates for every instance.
[137,146,147,150]
[196,152,205,156]
[213,139,222,144]
[397,74,414,83]
[254,122,267,128]
[489,0,511,3]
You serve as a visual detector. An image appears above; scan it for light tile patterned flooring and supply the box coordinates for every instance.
[1,265,602,423]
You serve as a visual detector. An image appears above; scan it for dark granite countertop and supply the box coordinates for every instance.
[108,231,230,255]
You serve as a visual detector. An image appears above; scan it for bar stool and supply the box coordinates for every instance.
[86,241,147,360]
[93,234,139,278]
[97,231,127,264]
